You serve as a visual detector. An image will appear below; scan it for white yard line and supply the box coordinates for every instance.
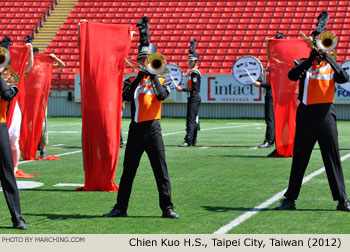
[18,150,82,165]
[47,123,261,136]
[163,123,263,136]
[200,123,263,132]
[20,123,261,165]
[214,152,350,234]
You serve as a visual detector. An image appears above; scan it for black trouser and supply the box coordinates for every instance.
[0,123,23,223]
[284,103,347,201]
[116,120,173,212]
[120,130,123,145]
[184,95,201,145]
[264,93,275,144]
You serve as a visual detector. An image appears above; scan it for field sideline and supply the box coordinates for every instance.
[1,117,350,234]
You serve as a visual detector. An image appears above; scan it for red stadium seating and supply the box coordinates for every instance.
[1,0,55,42]
[3,0,350,90]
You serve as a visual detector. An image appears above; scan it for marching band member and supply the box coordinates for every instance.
[176,39,201,147]
[103,17,179,219]
[254,66,275,149]
[254,32,283,152]
[0,37,27,230]
[275,12,350,211]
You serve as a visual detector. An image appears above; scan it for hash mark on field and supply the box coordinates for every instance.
[226,123,264,125]
[50,144,65,147]
[54,183,84,187]
[50,123,82,127]
[48,131,81,133]
[1,181,44,191]
[214,152,350,234]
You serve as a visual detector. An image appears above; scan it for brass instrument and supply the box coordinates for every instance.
[125,52,168,75]
[0,46,21,85]
[300,31,337,60]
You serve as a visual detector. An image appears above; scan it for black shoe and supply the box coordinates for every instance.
[103,205,127,217]
[13,218,27,230]
[120,142,124,148]
[192,139,197,146]
[178,142,191,147]
[162,208,179,219]
[274,198,296,210]
[258,141,273,148]
[40,150,47,159]
[267,149,279,157]
[337,199,350,211]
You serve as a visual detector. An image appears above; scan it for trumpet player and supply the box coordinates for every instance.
[176,39,201,147]
[103,17,179,219]
[0,36,27,230]
[275,11,350,211]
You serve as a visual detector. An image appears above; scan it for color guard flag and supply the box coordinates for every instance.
[7,45,30,127]
[268,39,311,157]
[77,21,132,191]
[18,54,54,160]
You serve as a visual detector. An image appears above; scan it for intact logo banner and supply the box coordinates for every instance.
[165,75,264,104]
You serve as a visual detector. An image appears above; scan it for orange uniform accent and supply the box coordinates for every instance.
[134,76,165,123]
[0,99,9,123]
[303,61,335,105]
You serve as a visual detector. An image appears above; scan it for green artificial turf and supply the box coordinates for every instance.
[1,117,350,234]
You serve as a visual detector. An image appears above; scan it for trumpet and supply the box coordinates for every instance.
[300,31,337,60]
[125,52,168,75]
[0,46,21,85]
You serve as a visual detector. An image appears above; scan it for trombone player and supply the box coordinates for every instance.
[275,11,350,211]
[103,17,179,219]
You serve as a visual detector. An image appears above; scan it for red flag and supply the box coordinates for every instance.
[77,22,132,191]
[269,39,311,157]
[15,169,38,178]
[35,155,59,160]
[18,54,54,160]
[7,45,30,127]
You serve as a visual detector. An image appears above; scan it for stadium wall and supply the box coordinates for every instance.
[47,91,265,118]
[48,71,350,119]
[47,91,350,120]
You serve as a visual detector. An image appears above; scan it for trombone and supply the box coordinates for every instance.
[125,52,168,76]
[0,46,21,85]
[300,31,337,60]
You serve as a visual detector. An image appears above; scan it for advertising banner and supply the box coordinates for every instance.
[75,74,350,104]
